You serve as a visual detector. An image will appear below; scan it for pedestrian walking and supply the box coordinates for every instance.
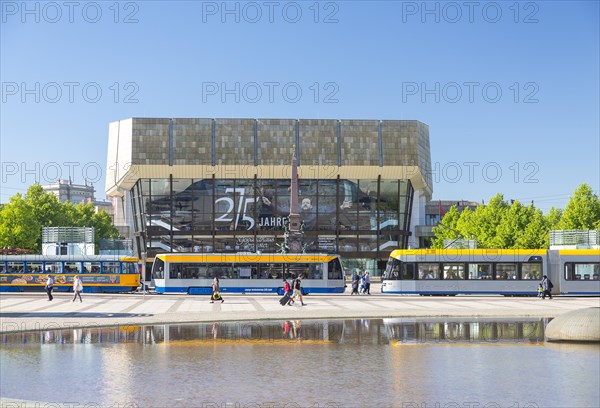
[541,275,553,299]
[72,275,83,303]
[290,274,305,306]
[363,271,371,295]
[280,278,293,305]
[351,272,360,295]
[210,277,224,303]
[45,274,54,301]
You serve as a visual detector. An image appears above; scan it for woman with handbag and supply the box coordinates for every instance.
[72,275,84,303]
[211,277,224,303]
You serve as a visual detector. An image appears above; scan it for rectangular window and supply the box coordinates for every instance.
[122,262,138,274]
[468,263,492,280]
[418,263,439,279]
[403,263,415,280]
[496,263,517,280]
[521,263,542,280]
[7,262,24,273]
[570,263,600,280]
[327,259,343,280]
[44,262,62,273]
[102,262,120,274]
[26,262,43,273]
[64,262,82,273]
[83,262,101,273]
[170,263,208,279]
[208,264,235,279]
[443,264,465,280]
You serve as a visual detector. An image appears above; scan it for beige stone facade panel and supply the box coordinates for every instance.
[172,118,213,164]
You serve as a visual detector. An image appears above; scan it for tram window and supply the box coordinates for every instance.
[7,262,24,273]
[152,258,165,279]
[0,263,5,273]
[289,264,309,279]
[259,264,284,279]
[418,263,439,279]
[238,265,252,279]
[83,262,101,273]
[573,263,599,281]
[208,265,234,279]
[122,262,138,274]
[468,263,492,280]
[64,262,82,273]
[384,259,401,280]
[45,262,62,273]
[26,262,43,273]
[102,262,120,274]
[328,259,343,280]
[308,264,324,280]
[521,264,542,280]
[170,264,183,279]
[495,263,517,280]
[402,263,415,280]
[564,263,572,280]
[443,264,464,280]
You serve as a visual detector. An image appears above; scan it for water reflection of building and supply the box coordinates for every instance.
[4,319,546,347]
[105,118,433,278]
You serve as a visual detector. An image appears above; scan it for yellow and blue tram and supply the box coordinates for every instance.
[151,252,346,295]
[0,254,141,293]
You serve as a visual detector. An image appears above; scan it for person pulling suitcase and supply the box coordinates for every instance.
[279,278,293,306]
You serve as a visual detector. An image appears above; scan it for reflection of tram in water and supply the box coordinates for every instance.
[382,317,547,344]
[381,249,600,296]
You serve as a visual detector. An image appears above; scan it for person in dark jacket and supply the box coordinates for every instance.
[351,272,360,295]
[541,275,553,299]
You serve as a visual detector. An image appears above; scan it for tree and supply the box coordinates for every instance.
[557,183,600,230]
[544,207,562,230]
[431,194,551,249]
[516,206,550,249]
[471,194,510,248]
[431,205,461,248]
[0,193,41,250]
[0,184,120,253]
[430,184,600,249]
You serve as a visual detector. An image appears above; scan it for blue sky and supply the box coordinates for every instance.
[1,0,598,214]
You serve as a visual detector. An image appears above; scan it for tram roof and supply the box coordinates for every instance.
[154,253,340,263]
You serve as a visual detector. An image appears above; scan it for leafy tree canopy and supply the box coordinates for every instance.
[0,184,120,253]
[431,183,600,249]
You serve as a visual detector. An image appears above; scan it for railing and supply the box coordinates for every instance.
[550,230,600,247]
[42,227,94,243]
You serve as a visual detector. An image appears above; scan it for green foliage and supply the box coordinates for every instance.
[557,183,600,230]
[431,184,599,249]
[0,193,41,250]
[0,184,120,253]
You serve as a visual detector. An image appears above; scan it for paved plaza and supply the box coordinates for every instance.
[1,285,599,333]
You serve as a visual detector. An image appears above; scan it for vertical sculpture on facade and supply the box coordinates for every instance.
[277,146,304,253]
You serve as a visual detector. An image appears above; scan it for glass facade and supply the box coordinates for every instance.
[132,177,413,268]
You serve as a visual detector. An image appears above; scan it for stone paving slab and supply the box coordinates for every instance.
[1,291,599,333]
